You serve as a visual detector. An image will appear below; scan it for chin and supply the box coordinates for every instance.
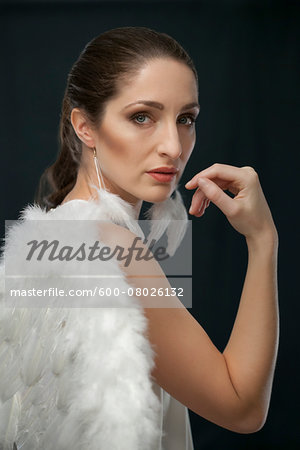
[141,186,174,204]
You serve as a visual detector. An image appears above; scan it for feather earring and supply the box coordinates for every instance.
[144,189,189,257]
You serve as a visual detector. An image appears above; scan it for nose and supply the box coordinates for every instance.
[156,121,182,159]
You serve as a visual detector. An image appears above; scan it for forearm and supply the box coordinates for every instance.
[222,229,279,424]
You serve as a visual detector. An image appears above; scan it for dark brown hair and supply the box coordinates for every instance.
[35,26,198,211]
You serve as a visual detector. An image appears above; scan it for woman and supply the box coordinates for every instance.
[0,27,279,450]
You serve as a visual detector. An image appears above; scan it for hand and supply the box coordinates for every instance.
[185,163,278,240]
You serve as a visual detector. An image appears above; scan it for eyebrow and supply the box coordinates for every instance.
[122,100,200,112]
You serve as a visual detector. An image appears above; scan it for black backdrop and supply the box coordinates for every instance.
[1,1,299,448]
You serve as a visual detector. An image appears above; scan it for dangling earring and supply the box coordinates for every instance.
[144,187,189,257]
[93,147,106,191]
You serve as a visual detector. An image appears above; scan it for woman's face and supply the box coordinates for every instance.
[93,57,199,204]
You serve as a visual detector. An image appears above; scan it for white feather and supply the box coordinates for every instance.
[145,189,188,256]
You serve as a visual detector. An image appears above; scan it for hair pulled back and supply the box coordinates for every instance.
[35,26,198,210]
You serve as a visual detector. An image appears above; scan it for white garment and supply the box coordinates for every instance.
[0,191,194,449]
[152,381,194,450]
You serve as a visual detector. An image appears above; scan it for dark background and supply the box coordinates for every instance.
[1,0,299,448]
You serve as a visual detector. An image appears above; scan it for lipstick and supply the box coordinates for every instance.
[146,166,178,183]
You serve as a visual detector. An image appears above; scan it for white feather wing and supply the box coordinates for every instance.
[0,197,162,450]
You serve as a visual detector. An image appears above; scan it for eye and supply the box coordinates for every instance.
[178,115,197,126]
[130,112,151,125]
[129,111,197,127]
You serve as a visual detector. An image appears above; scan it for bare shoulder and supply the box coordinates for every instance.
[97,222,259,434]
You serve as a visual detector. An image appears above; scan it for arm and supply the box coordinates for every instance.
[101,164,279,434]
[100,222,273,434]
[185,163,280,432]
[223,230,279,431]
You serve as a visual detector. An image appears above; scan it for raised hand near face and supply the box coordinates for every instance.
[185,163,278,241]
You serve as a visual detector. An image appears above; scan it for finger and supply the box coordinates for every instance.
[188,188,207,215]
[204,199,210,209]
[185,163,250,190]
[193,198,208,217]
[194,177,238,217]
[193,197,211,218]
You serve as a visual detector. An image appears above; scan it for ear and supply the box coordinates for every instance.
[70,108,96,148]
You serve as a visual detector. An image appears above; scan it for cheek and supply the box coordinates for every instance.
[100,127,144,170]
[100,126,129,155]
[182,131,196,154]
[183,151,193,167]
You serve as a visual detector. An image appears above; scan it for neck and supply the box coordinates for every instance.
[62,165,143,220]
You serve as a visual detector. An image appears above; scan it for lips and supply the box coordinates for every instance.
[147,172,177,183]
[147,167,178,174]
